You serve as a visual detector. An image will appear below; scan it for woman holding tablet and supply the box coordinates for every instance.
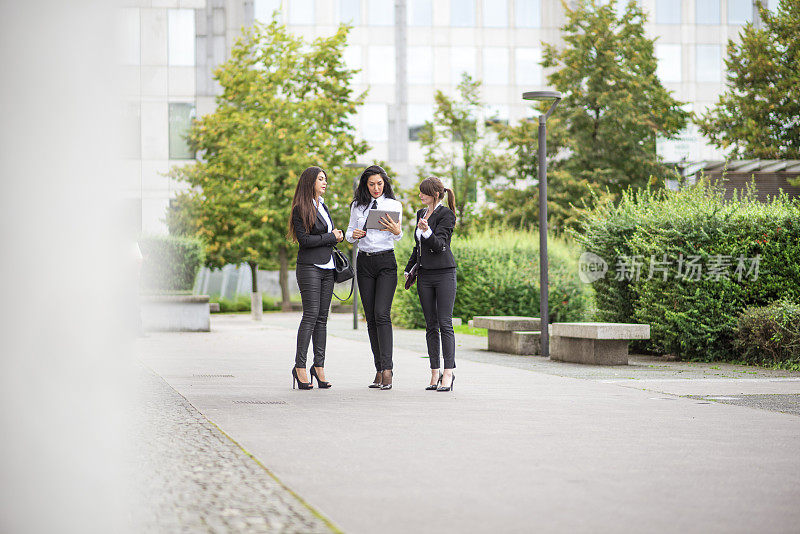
[288,166,344,390]
[404,177,458,392]
[345,165,403,390]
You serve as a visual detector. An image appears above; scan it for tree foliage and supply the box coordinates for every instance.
[167,18,367,310]
[417,74,505,227]
[697,0,800,159]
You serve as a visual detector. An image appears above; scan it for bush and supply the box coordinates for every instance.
[735,300,800,370]
[391,229,593,328]
[139,234,205,292]
[573,181,800,361]
[211,294,283,312]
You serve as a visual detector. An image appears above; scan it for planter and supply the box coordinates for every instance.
[141,294,210,332]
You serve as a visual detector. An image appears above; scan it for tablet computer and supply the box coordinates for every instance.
[364,209,401,230]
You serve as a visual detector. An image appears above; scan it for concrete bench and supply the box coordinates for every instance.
[141,295,211,332]
[549,322,650,365]
[209,302,220,313]
[473,316,541,355]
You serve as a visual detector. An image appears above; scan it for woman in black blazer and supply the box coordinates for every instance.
[287,166,344,390]
[404,177,458,392]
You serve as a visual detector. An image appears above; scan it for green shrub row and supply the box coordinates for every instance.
[735,300,800,370]
[573,182,800,362]
[391,229,593,328]
[139,234,205,292]
[210,295,282,313]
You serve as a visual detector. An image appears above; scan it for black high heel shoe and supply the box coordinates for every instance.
[368,371,382,388]
[310,366,332,389]
[437,373,455,392]
[380,369,393,390]
[292,367,313,390]
[425,372,442,391]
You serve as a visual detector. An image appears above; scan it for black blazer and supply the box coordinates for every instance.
[405,205,457,272]
[292,203,338,265]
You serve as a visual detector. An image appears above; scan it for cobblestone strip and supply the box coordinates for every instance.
[130,366,336,533]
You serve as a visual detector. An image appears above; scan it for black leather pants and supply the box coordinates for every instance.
[295,264,335,368]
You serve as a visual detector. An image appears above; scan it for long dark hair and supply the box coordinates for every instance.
[287,166,325,242]
[351,165,396,209]
[419,176,456,215]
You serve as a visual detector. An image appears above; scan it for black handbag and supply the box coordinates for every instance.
[404,244,419,290]
[332,245,354,284]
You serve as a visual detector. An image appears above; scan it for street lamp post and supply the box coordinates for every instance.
[345,163,365,330]
[522,90,562,359]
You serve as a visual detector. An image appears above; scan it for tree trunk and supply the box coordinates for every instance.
[278,245,292,311]
[248,261,262,321]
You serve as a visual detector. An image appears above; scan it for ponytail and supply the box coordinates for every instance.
[444,188,456,214]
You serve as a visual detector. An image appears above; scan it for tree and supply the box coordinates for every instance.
[697,0,800,159]
[167,18,368,315]
[417,74,505,227]
[540,0,690,200]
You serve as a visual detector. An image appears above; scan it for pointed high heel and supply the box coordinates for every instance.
[310,366,332,389]
[292,367,313,390]
[425,372,442,391]
[368,371,383,388]
[437,373,455,392]
[380,369,393,390]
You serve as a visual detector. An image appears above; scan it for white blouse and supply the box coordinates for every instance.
[345,194,404,252]
[314,198,335,269]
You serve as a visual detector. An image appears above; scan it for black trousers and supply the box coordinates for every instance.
[295,263,335,368]
[357,250,397,371]
[417,267,457,370]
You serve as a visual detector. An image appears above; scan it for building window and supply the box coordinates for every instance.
[342,45,362,84]
[515,47,541,86]
[362,103,388,141]
[120,8,140,65]
[339,0,360,25]
[656,44,682,82]
[483,47,509,85]
[655,0,681,24]
[696,0,720,24]
[408,0,432,26]
[485,104,509,126]
[254,0,282,23]
[408,104,433,141]
[515,0,540,28]
[169,103,196,160]
[451,0,476,26]
[368,0,394,25]
[451,47,477,85]
[767,0,779,10]
[368,45,395,83]
[408,46,433,85]
[289,0,314,25]
[696,44,721,82]
[728,0,751,24]
[168,9,195,66]
[483,0,508,27]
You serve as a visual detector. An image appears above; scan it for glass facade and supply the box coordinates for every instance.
[483,0,507,27]
[451,0,476,27]
[408,0,432,26]
[368,0,393,25]
[254,0,282,23]
[408,46,433,84]
[515,0,540,28]
[168,103,196,160]
[289,0,314,25]
[339,0,361,25]
[727,0,751,25]
[451,47,477,84]
[696,44,721,82]
[656,44,682,82]
[515,47,542,85]
[483,47,510,85]
[696,0,720,24]
[168,9,195,66]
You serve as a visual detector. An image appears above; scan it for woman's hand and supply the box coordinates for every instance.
[417,218,429,233]
[380,214,402,235]
[333,229,344,242]
[352,228,367,239]
[403,272,409,282]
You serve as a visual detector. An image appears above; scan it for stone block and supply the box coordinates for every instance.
[209,302,220,313]
[550,336,630,365]
[473,316,541,332]
[550,322,650,340]
[488,330,540,355]
[141,295,210,332]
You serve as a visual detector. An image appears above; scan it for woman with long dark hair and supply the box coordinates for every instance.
[345,165,403,390]
[287,166,344,390]
[404,177,458,392]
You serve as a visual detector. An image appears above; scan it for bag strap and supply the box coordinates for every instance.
[332,278,354,302]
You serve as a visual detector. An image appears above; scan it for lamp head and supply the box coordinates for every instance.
[522,90,562,121]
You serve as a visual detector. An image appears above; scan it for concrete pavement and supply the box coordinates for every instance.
[137,313,800,533]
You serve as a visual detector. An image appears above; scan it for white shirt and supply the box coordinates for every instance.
[345,194,404,252]
[415,202,441,241]
[314,197,335,269]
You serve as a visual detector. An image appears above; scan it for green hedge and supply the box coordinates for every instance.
[139,234,205,292]
[734,300,800,370]
[573,182,800,361]
[210,295,282,313]
[391,229,593,328]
